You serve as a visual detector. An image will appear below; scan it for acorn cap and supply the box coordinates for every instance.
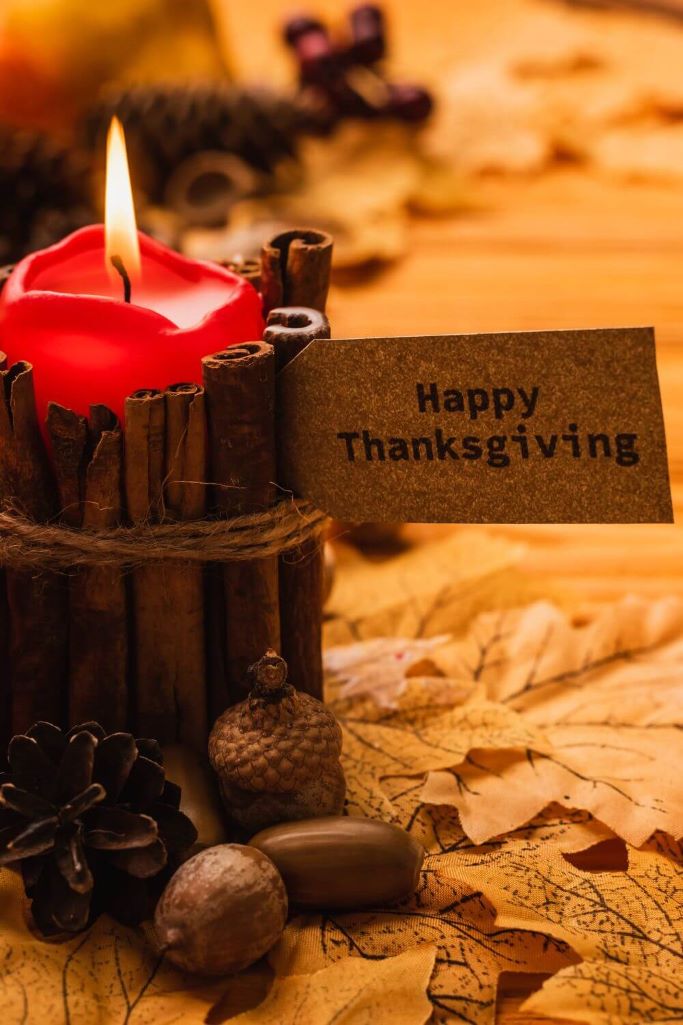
[209,651,342,795]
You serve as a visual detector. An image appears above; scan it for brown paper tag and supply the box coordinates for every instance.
[277,327,672,523]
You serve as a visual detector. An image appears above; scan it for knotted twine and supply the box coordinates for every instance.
[0,499,328,572]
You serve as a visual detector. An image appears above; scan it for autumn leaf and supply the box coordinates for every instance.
[325,636,450,709]
[0,869,224,1025]
[233,947,436,1025]
[421,722,683,847]
[323,531,529,648]
[442,843,683,1024]
[384,769,613,857]
[438,596,683,726]
[271,863,573,1025]
[337,692,550,820]
[337,596,683,847]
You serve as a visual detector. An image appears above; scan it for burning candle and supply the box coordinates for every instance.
[0,118,263,421]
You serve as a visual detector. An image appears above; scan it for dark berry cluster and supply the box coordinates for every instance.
[283,4,433,124]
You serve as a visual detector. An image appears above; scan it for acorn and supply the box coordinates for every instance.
[208,650,345,833]
[154,844,287,975]
[250,816,424,910]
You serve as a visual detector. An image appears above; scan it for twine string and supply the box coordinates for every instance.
[0,499,328,571]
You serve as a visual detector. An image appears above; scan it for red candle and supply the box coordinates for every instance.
[0,119,263,421]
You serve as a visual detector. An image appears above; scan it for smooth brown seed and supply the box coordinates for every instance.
[249,816,424,910]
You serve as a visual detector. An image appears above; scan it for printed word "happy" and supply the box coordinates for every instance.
[416,383,540,420]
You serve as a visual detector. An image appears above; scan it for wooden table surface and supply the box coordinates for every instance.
[220,1,681,1019]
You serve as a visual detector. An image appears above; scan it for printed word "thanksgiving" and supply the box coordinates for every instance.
[337,426,640,468]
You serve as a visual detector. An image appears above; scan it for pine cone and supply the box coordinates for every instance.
[0,127,95,264]
[0,722,197,936]
[209,651,345,833]
[82,84,331,207]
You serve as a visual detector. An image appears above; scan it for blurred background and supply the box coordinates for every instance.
[1,0,682,604]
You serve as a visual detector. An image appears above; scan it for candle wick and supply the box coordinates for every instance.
[110,254,132,303]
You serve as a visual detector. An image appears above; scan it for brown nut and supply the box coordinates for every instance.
[249,816,424,910]
[154,844,287,975]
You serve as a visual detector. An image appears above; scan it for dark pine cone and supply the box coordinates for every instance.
[0,126,95,264]
[82,83,332,206]
[0,722,197,937]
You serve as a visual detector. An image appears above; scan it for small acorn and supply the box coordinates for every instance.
[208,650,346,833]
[250,816,424,910]
[154,844,287,975]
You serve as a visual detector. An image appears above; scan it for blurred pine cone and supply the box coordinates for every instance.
[0,722,197,936]
[82,83,331,207]
[0,127,95,263]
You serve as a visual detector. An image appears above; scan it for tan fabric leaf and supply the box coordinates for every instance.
[442,844,683,1024]
[340,697,550,820]
[324,531,529,647]
[421,723,683,847]
[383,770,613,856]
[439,596,683,725]
[233,947,436,1025]
[0,870,225,1025]
[325,636,450,710]
[270,864,573,1025]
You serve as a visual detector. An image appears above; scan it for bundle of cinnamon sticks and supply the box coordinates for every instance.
[0,228,332,749]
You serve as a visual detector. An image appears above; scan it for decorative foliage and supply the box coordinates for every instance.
[323,530,528,648]
[236,947,436,1025]
[443,843,683,1024]
[271,866,573,1025]
[0,594,680,1023]
[327,596,683,848]
[0,869,225,1024]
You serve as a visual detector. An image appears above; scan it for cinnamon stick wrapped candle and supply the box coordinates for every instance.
[163,381,208,749]
[203,342,280,706]
[47,402,127,731]
[0,360,66,731]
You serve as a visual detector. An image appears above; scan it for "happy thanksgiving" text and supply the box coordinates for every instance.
[336,383,639,468]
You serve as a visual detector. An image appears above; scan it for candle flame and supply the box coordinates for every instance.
[105,117,141,283]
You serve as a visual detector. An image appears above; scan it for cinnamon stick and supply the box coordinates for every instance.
[261,229,333,316]
[47,403,128,731]
[124,388,176,740]
[223,256,261,292]
[202,342,279,707]
[0,360,66,731]
[162,382,208,749]
[264,306,331,700]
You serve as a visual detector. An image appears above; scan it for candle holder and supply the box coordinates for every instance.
[0,228,333,751]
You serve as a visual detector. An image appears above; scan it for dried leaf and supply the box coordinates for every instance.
[325,636,449,709]
[415,596,683,846]
[236,947,436,1025]
[324,530,529,647]
[271,864,573,1025]
[0,869,225,1025]
[421,724,683,847]
[338,693,550,821]
[384,771,613,857]
[438,596,683,725]
[443,843,683,1024]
